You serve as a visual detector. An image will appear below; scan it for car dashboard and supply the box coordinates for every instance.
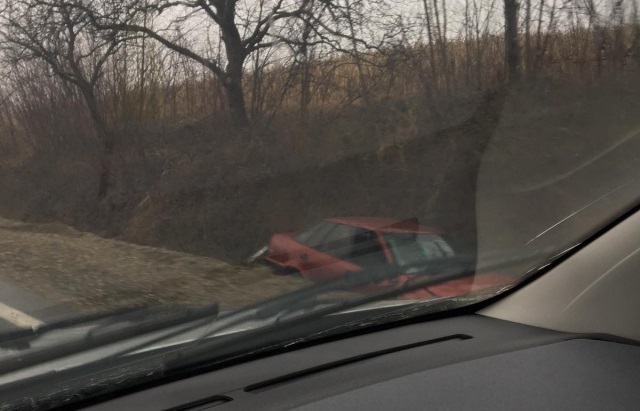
[83,315,640,411]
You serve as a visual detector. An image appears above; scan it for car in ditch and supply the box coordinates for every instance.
[255,217,511,299]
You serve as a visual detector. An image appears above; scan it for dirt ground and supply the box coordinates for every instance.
[0,217,309,313]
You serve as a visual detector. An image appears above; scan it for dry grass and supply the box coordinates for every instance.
[0,217,309,313]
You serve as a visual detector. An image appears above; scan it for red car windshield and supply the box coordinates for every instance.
[384,233,455,272]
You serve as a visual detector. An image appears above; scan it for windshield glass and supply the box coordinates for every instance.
[385,233,455,271]
[1,0,640,406]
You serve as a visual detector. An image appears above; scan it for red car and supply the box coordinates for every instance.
[261,217,510,299]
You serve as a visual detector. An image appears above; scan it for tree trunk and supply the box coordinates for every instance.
[473,0,483,89]
[524,0,531,74]
[80,86,114,199]
[504,0,521,82]
[223,71,249,127]
[250,50,262,118]
[464,0,472,88]
[612,0,626,74]
[300,61,312,124]
[535,0,545,71]
[422,0,439,90]
[222,20,250,127]
[435,0,451,94]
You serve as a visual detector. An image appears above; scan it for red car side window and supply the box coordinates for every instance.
[294,221,336,248]
[324,225,388,266]
[320,224,359,258]
[348,230,388,266]
[295,222,391,268]
[384,233,455,272]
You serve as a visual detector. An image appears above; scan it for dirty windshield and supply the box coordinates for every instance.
[1,0,640,388]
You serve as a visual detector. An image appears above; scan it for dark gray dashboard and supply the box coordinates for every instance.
[83,315,640,411]
[294,338,640,411]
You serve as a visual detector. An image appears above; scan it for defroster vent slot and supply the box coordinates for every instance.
[245,334,472,393]
[165,395,232,411]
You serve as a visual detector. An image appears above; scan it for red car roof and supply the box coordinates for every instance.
[327,217,442,234]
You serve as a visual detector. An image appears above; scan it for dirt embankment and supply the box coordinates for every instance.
[0,92,485,263]
[1,80,639,317]
[2,79,639,267]
[122,90,503,262]
[0,217,307,313]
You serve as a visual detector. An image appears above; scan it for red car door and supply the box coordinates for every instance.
[269,221,336,273]
[268,221,390,282]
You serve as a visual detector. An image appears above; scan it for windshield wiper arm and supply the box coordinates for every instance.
[0,303,219,375]
[0,304,151,350]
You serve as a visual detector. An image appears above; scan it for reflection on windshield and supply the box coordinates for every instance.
[385,233,455,272]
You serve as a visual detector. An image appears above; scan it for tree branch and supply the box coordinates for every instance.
[92,21,224,77]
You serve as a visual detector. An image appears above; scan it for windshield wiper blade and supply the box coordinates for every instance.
[0,303,219,375]
[0,304,155,350]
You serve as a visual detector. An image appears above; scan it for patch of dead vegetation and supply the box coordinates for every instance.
[0,217,309,313]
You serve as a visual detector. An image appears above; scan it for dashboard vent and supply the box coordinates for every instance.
[245,334,472,393]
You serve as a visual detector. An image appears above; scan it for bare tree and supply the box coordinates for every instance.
[533,0,558,71]
[66,0,392,128]
[504,0,521,81]
[524,0,532,73]
[422,0,439,90]
[0,0,129,197]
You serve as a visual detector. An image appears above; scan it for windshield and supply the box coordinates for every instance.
[385,233,455,272]
[1,0,640,407]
